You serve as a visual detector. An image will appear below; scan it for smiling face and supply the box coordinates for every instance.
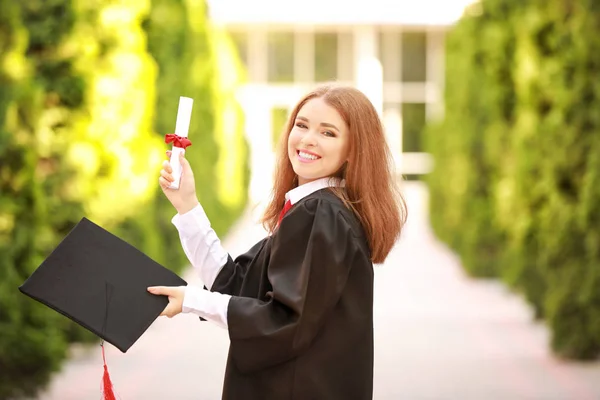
[287,97,350,186]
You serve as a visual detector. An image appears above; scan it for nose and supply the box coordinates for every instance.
[300,129,318,147]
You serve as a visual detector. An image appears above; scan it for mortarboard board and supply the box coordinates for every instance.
[19,217,187,353]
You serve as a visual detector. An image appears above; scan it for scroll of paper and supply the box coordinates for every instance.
[164,96,194,190]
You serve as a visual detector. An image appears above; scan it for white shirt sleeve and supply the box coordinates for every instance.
[182,286,231,329]
[171,203,230,329]
[171,203,229,290]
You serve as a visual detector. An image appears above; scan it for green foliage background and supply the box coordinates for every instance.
[425,0,600,360]
[0,0,248,398]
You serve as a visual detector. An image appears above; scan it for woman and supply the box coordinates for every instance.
[149,83,407,399]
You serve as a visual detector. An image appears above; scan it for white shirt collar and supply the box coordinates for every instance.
[285,177,345,205]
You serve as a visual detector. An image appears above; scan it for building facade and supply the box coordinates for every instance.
[207,0,474,205]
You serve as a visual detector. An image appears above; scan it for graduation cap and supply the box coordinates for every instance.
[19,217,187,398]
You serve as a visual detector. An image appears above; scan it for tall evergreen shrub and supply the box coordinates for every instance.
[0,0,248,397]
[424,0,600,359]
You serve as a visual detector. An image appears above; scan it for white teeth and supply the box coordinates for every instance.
[299,151,319,160]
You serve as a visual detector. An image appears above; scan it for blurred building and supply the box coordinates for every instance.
[207,0,475,204]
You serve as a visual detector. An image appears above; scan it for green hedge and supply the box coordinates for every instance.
[0,0,248,398]
[137,0,249,270]
[425,0,600,360]
[1,0,98,396]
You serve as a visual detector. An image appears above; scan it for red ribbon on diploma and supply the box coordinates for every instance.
[164,133,192,149]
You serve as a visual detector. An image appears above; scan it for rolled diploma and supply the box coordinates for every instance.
[169,96,194,190]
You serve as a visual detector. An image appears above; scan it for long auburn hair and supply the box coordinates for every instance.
[262,83,407,264]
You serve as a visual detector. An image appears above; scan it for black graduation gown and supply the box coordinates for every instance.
[210,188,374,400]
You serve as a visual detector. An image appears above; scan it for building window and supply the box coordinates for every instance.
[314,33,338,82]
[401,32,427,82]
[379,30,428,83]
[337,31,354,82]
[379,30,399,83]
[267,32,294,83]
[402,103,426,152]
[272,107,290,150]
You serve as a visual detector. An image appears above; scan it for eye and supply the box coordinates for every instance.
[322,130,336,137]
[295,122,308,129]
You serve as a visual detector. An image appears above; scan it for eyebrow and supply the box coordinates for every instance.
[296,116,340,132]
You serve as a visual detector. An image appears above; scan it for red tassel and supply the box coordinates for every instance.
[101,343,117,400]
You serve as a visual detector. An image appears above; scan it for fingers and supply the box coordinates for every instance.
[148,286,184,318]
[159,160,174,190]
[160,167,173,182]
[147,286,173,296]
[159,176,171,190]
[162,160,172,174]
[160,150,193,192]
[179,152,191,171]
[164,150,189,172]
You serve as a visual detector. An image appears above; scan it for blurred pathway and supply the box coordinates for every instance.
[38,182,600,400]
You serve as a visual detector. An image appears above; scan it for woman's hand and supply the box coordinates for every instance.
[159,150,198,215]
[147,286,185,318]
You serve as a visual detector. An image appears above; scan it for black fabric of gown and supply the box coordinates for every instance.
[210,188,374,400]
